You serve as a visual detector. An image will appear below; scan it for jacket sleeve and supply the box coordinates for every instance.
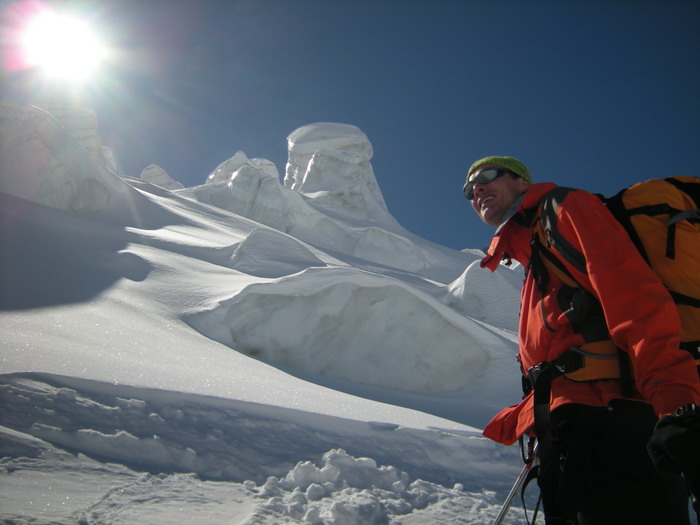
[482,392,535,446]
[549,189,700,416]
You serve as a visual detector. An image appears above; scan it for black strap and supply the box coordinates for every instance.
[664,177,700,208]
[625,203,682,217]
[529,351,587,462]
[624,202,683,259]
[670,290,700,308]
[529,237,550,295]
[539,188,588,274]
[668,222,677,259]
[680,340,700,360]
[617,347,635,398]
[533,236,576,283]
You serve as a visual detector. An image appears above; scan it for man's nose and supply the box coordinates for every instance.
[473,182,488,196]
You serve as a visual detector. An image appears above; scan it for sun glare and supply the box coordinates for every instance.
[20,9,107,81]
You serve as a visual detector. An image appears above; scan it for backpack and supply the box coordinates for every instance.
[529,176,700,390]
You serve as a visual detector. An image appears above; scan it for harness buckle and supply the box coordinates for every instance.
[556,347,586,374]
[526,348,587,392]
[527,363,547,387]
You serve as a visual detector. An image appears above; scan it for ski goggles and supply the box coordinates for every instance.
[463,168,509,200]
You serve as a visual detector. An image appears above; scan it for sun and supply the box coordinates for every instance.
[20,8,108,81]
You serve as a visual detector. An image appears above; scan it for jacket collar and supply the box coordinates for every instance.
[480,183,558,271]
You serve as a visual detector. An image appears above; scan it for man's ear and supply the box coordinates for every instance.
[519,179,531,192]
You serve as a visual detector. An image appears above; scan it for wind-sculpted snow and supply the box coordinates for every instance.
[188,267,497,394]
[447,259,524,331]
[140,164,184,190]
[32,104,115,171]
[0,101,126,213]
[179,156,297,234]
[1,105,476,279]
[206,150,281,184]
[230,227,329,278]
[285,123,389,223]
[174,122,463,276]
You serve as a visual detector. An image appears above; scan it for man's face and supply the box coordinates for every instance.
[468,165,531,226]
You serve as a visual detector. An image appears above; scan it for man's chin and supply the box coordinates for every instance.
[480,210,502,227]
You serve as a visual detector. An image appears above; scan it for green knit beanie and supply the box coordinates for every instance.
[467,156,532,182]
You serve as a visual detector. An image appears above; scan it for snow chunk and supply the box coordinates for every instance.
[284,123,390,224]
[40,105,109,166]
[205,150,279,184]
[286,123,373,175]
[187,267,494,394]
[230,227,327,278]
[140,164,184,190]
[0,101,127,213]
[447,260,522,330]
[102,145,118,173]
[249,449,500,525]
[180,152,288,231]
[207,150,250,184]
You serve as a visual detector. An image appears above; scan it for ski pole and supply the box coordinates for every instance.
[491,440,538,525]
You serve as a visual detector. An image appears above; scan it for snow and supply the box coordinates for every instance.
[0,101,537,524]
[141,164,185,191]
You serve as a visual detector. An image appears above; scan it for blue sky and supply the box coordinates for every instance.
[3,0,700,251]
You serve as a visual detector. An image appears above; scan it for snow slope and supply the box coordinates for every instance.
[0,102,532,524]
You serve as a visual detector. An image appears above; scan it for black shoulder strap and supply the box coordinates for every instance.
[529,188,586,295]
[538,187,588,275]
[665,177,700,208]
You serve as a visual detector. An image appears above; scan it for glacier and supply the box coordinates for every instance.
[0,101,533,524]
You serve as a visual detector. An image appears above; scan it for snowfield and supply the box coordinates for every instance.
[0,102,535,524]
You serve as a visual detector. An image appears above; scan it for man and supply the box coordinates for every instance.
[464,156,700,524]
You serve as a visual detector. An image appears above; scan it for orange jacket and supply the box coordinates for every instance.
[481,183,700,446]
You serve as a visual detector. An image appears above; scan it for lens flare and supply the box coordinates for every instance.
[3,1,108,82]
[23,11,107,80]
